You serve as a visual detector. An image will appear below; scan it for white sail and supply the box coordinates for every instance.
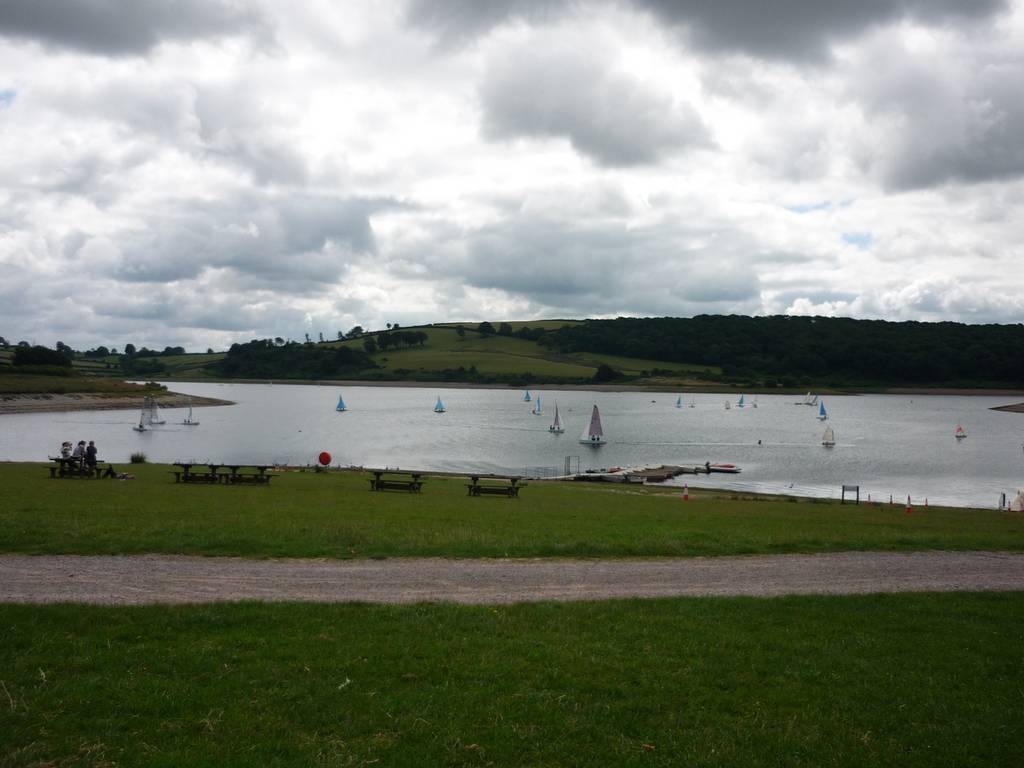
[434,396,446,413]
[532,395,542,415]
[146,396,166,424]
[955,422,967,439]
[549,403,564,433]
[579,404,605,445]
[180,396,199,426]
[822,426,835,447]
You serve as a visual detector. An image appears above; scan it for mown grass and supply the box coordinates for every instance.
[2,593,1022,766]
[2,463,1022,559]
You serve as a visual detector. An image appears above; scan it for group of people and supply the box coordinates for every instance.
[59,439,98,467]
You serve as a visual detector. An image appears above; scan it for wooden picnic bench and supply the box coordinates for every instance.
[172,463,272,485]
[368,470,424,493]
[466,475,524,498]
[48,457,117,479]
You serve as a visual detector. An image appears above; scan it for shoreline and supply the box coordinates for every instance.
[0,392,233,415]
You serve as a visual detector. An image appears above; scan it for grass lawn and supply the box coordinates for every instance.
[2,593,1022,766]
[2,463,1022,559]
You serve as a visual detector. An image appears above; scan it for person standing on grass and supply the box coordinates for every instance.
[85,441,97,469]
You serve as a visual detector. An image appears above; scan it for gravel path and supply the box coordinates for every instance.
[1,551,1022,605]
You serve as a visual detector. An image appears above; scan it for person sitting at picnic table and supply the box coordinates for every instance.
[72,440,87,464]
[59,441,72,458]
[85,440,98,469]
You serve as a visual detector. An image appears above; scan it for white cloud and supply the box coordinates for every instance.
[2,0,1024,351]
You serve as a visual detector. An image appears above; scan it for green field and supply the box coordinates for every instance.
[2,463,1022,559]
[331,325,719,383]
[2,593,1022,766]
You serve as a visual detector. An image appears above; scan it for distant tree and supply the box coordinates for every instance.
[592,363,619,382]
[0,336,7,347]
[377,334,391,351]
[124,343,136,356]
[363,337,378,354]
[109,348,118,355]
[318,332,324,343]
[386,323,392,330]
[13,345,72,367]
[17,340,30,347]
[274,337,285,347]
[477,321,495,336]
[416,331,428,346]
[498,322,512,336]
[55,340,74,358]
[304,333,311,344]
[207,348,215,354]
[456,327,466,338]
[392,323,401,330]
[346,325,364,339]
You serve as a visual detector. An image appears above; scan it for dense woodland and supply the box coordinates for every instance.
[213,339,375,380]
[546,316,1024,386]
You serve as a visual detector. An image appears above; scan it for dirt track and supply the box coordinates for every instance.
[2,551,1022,605]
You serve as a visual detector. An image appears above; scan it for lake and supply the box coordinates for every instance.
[2,382,1022,508]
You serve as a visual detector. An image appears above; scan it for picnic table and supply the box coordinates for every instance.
[368,470,425,493]
[172,463,272,485]
[466,475,524,498]
[48,457,116,479]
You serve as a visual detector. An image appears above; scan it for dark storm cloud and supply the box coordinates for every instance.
[638,0,1008,61]
[0,0,267,55]
[480,45,708,165]
[407,0,1008,60]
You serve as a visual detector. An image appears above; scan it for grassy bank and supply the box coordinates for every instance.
[2,593,1022,766]
[2,463,1022,559]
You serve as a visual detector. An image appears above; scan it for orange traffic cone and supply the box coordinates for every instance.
[905,495,912,514]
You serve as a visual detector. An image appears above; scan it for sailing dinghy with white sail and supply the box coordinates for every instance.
[955,422,967,440]
[822,425,835,447]
[180,397,199,426]
[146,396,166,424]
[532,396,542,415]
[579,404,606,446]
[549,403,565,434]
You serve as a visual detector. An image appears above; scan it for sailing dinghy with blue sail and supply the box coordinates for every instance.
[434,396,446,413]
[336,394,347,412]
[817,401,828,421]
[532,396,542,415]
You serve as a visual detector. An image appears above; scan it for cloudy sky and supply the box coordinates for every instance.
[2,0,1023,351]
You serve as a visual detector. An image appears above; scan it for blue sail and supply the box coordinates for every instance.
[336,395,347,412]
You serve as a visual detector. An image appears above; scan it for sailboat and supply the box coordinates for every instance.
[434,396,447,413]
[724,400,731,410]
[336,394,347,412]
[146,396,166,424]
[579,404,606,446]
[132,405,149,432]
[737,394,746,408]
[817,401,828,421]
[549,403,565,434]
[676,395,683,408]
[523,390,532,402]
[822,425,835,447]
[955,422,967,440]
[752,395,759,409]
[532,396,542,415]
[180,396,199,426]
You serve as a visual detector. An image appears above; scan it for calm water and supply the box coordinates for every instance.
[2,382,1022,508]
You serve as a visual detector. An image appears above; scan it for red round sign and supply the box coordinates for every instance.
[318,451,331,466]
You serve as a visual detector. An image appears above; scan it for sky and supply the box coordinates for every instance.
[1,0,1023,351]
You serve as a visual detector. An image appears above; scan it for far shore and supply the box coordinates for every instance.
[0,392,232,415]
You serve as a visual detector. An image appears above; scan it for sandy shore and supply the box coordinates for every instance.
[0,392,232,415]
[1,551,1021,605]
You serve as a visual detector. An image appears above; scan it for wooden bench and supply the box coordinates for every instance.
[466,475,524,498]
[48,458,117,479]
[172,463,272,485]
[368,470,424,493]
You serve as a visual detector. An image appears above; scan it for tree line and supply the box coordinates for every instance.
[545,315,1024,386]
